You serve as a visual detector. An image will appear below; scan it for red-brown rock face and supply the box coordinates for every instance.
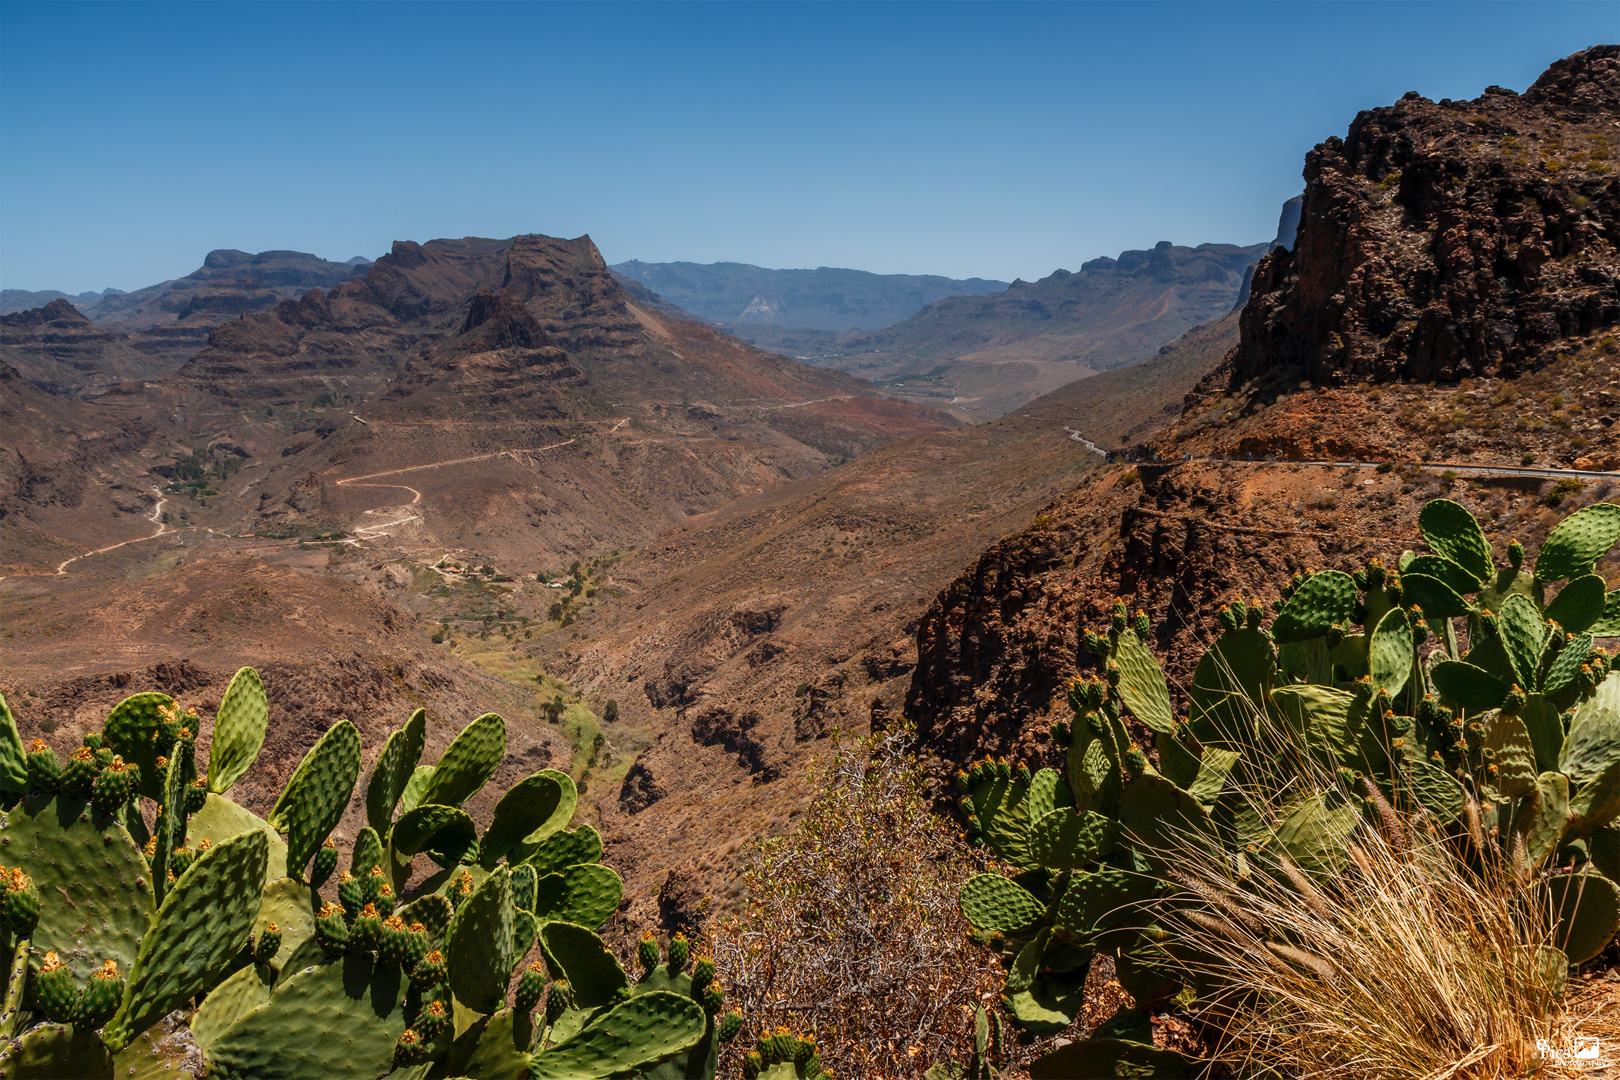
[1236,45,1620,385]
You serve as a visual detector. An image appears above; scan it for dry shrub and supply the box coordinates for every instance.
[712,728,1032,1078]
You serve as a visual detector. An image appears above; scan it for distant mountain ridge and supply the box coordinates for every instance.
[3,249,375,376]
[610,260,1008,332]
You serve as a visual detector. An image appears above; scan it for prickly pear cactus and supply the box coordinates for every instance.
[0,668,708,1080]
[957,499,1620,1075]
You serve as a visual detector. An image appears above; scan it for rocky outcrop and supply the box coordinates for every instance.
[1236,45,1620,385]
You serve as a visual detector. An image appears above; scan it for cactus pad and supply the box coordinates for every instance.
[1535,502,1620,583]
[1545,574,1607,634]
[1561,672,1620,784]
[518,824,602,876]
[277,720,363,878]
[1402,554,1482,596]
[186,792,288,890]
[1418,499,1492,583]
[207,667,269,796]
[539,921,629,1007]
[1400,573,1472,620]
[1367,606,1414,698]
[390,803,478,866]
[529,864,624,930]
[1541,869,1620,965]
[479,770,575,868]
[203,953,411,1080]
[446,865,515,1014]
[102,692,173,801]
[0,693,26,795]
[190,962,275,1051]
[253,877,316,970]
[509,863,537,913]
[1054,867,1160,936]
[366,708,427,839]
[528,990,706,1079]
[1270,571,1357,643]
[1111,630,1176,735]
[420,713,507,809]
[1431,660,1511,714]
[103,829,268,1052]
[0,1021,115,1078]
[3,794,153,984]
[959,873,1044,932]
[1028,808,1118,870]
[1480,712,1540,799]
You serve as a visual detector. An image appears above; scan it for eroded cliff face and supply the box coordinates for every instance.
[904,46,1620,777]
[1237,45,1619,385]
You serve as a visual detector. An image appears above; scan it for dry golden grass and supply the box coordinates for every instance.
[1150,677,1615,1080]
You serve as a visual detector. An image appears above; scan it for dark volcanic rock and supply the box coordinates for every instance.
[1235,45,1620,385]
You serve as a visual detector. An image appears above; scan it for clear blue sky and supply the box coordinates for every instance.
[0,1,1611,292]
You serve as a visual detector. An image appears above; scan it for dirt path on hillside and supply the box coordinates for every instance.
[54,488,171,575]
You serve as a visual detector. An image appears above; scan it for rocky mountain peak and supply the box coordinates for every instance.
[1234,45,1619,386]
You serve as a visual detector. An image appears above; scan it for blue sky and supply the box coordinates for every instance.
[0,1,1611,292]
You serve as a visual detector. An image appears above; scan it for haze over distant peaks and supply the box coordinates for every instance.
[609,260,1008,332]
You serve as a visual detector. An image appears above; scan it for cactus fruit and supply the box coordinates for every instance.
[692,953,716,991]
[515,960,547,1012]
[378,915,412,967]
[415,997,450,1042]
[743,1051,764,1079]
[252,922,281,965]
[4,870,40,936]
[34,952,79,1025]
[409,949,446,992]
[338,872,363,916]
[170,846,196,878]
[450,869,475,909]
[80,960,123,1028]
[362,864,385,905]
[311,838,338,889]
[184,778,207,815]
[315,902,349,958]
[719,1010,743,1042]
[91,757,136,816]
[639,930,660,974]
[699,978,724,1014]
[26,740,60,793]
[374,881,396,919]
[667,930,691,974]
[544,977,573,1025]
[60,746,99,800]
[351,903,382,954]
[392,1028,425,1068]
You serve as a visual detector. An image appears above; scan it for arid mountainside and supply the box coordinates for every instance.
[0,300,159,395]
[139,233,956,567]
[2,250,374,380]
[901,46,1620,780]
[760,240,1268,420]
[0,549,568,850]
[610,259,1008,331]
[0,360,170,568]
